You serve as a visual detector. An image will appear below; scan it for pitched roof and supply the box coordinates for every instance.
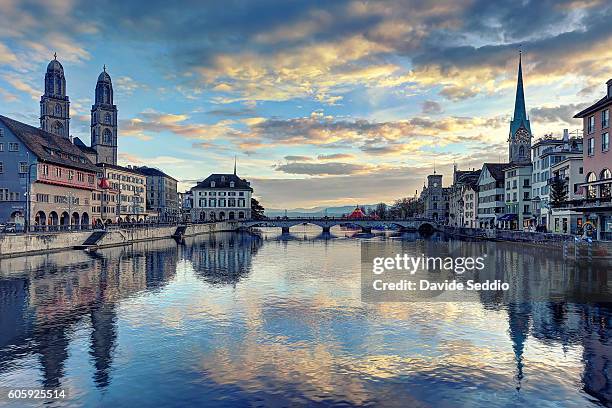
[73,137,98,155]
[0,115,99,172]
[573,94,612,118]
[193,173,253,191]
[133,166,177,181]
[455,169,481,184]
[482,163,508,181]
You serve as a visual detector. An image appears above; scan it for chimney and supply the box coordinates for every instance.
[608,79,612,98]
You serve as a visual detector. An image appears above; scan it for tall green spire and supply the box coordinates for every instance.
[510,51,531,135]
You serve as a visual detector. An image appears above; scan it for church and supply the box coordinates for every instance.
[41,54,118,166]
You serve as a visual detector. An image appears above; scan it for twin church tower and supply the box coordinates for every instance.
[39,54,118,165]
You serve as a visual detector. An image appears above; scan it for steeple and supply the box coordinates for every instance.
[510,51,531,135]
[508,51,532,163]
[40,54,70,138]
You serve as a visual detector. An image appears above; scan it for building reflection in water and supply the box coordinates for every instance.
[182,231,262,286]
[439,236,611,404]
[0,230,609,406]
[0,238,181,390]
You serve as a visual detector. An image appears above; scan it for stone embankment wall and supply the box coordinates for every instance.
[0,222,239,258]
[441,226,574,246]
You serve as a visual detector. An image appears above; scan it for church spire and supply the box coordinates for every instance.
[513,51,527,123]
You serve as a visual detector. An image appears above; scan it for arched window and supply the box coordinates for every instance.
[104,113,111,125]
[53,121,64,136]
[600,169,611,198]
[586,172,597,199]
[103,128,112,144]
[518,145,525,158]
[55,104,62,116]
[56,77,62,95]
[103,86,110,104]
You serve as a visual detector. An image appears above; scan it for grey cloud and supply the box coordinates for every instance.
[530,103,590,125]
[284,155,313,161]
[421,100,443,114]
[274,162,369,176]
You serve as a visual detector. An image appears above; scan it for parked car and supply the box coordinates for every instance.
[2,223,17,233]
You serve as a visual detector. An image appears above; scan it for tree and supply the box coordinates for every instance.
[374,202,388,218]
[550,177,568,208]
[251,197,266,220]
[389,197,422,219]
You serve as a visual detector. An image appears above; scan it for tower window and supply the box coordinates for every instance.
[55,104,62,116]
[104,113,111,124]
[103,128,112,144]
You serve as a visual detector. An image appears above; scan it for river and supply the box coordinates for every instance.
[0,226,610,407]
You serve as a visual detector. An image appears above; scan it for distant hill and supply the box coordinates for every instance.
[265,204,378,218]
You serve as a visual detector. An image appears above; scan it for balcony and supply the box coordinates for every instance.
[553,195,612,211]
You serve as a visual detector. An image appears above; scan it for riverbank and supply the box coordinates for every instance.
[440,225,574,245]
[0,222,240,258]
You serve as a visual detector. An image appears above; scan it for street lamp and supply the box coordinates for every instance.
[24,152,38,233]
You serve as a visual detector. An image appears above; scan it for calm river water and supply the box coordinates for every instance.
[0,226,610,407]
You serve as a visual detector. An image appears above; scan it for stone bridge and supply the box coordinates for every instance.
[238,218,438,234]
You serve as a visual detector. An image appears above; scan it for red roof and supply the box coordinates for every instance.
[99,177,111,189]
[347,207,366,219]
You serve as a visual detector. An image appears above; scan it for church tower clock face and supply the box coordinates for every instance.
[515,128,530,143]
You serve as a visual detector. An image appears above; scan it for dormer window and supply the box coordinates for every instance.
[230,181,234,188]
[221,176,225,182]
[211,181,215,187]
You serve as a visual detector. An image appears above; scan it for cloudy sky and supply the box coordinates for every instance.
[1,0,611,209]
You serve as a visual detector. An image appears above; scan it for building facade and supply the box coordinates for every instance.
[98,164,147,222]
[550,155,584,234]
[502,163,532,230]
[573,79,612,240]
[191,173,252,221]
[448,166,480,227]
[477,163,506,228]
[461,183,478,228]
[419,173,449,222]
[0,115,100,229]
[531,131,583,231]
[134,166,179,222]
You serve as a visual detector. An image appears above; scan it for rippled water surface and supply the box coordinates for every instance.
[0,227,610,407]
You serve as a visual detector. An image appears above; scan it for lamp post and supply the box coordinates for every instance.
[24,152,38,233]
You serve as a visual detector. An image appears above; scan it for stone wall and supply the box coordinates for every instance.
[0,221,241,258]
[441,225,574,245]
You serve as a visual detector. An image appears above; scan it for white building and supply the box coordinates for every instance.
[550,155,584,234]
[502,163,532,230]
[190,172,252,221]
[477,163,507,228]
[461,182,479,228]
[531,130,583,231]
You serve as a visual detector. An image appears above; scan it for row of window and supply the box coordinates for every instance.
[198,198,247,208]
[0,142,19,152]
[196,190,245,197]
[506,192,530,201]
[506,179,530,190]
[0,189,20,201]
[108,172,144,184]
[587,109,610,134]
[587,132,610,156]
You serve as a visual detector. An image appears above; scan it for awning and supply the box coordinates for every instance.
[498,213,517,221]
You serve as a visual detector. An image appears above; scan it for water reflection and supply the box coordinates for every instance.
[0,228,609,407]
[184,232,262,285]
